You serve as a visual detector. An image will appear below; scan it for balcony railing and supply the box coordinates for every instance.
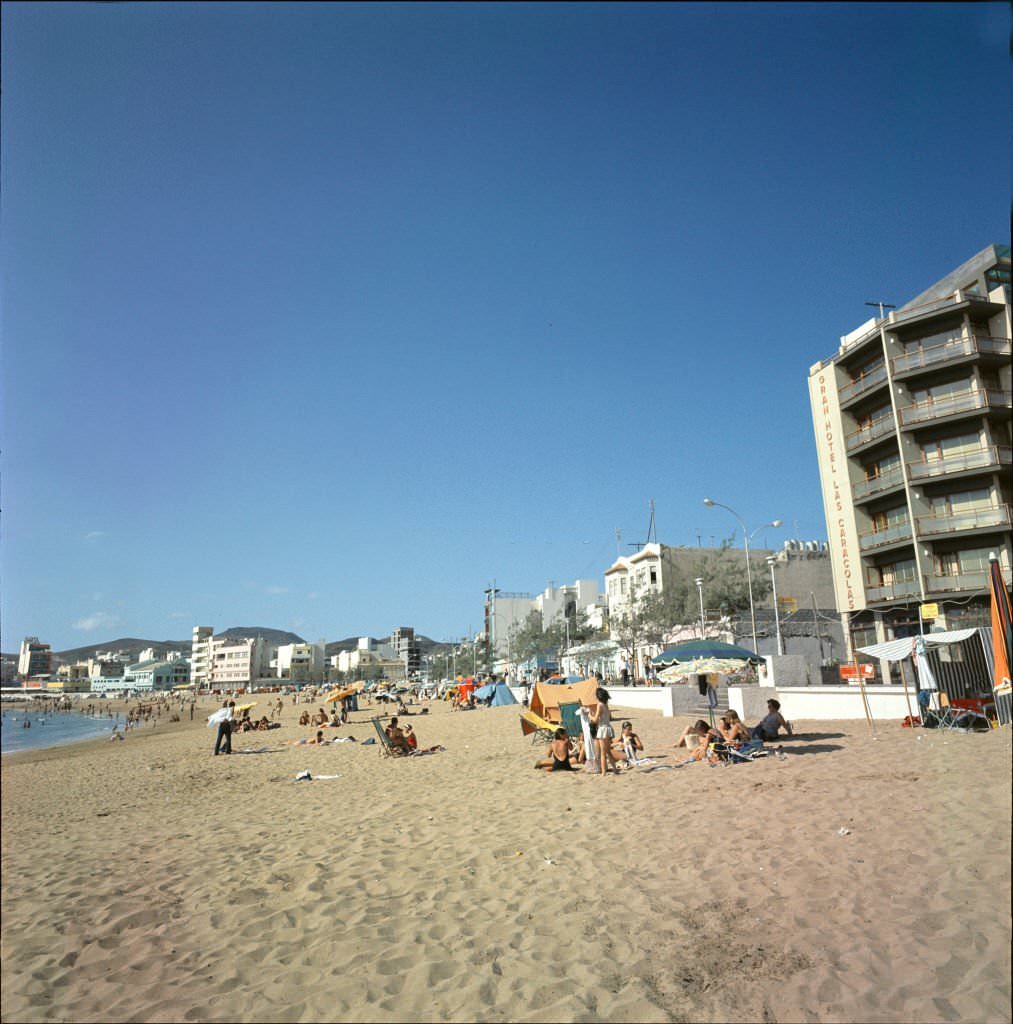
[923,570,991,595]
[845,416,896,451]
[891,335,1012,375]
[858,522,913,550]
[916,504,1012,537]
[865,578,921,602]
[898,389,1010,426]
[908,445,1012,480]
[852,466,905,501]
[839,364,888,404]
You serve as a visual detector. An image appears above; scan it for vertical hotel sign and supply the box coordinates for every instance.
[808,364,865,612]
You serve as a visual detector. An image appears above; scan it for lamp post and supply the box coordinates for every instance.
[703,499,782,654]
[767,556,784,655]
[695,577,706,639]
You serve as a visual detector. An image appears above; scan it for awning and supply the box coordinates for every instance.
[857,628,979,662]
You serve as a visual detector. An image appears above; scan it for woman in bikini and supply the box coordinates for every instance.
[534,728,577,772]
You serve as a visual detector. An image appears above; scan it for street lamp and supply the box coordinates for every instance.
[695,577,706,639]
[703,498,783,654]
[767,556,784,655]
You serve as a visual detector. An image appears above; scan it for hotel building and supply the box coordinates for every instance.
[808,244,1011,665]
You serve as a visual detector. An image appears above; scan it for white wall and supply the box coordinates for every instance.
[730,685,917,722]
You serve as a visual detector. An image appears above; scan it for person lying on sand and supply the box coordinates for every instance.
[534,728,578,772]
[675,720,722,763]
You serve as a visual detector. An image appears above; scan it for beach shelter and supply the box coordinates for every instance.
[490,683,518,707]
[990,555,1012,725]
[474,683,495,701]
[458,679,476,703]
[523,677,599,735]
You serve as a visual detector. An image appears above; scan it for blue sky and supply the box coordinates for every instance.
[2,2,1009,650]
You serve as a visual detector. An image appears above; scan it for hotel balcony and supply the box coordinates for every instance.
[897,389,1011,428]
[865,578,921,603]
[907,445,1012,482]
[915,504,1012,538]
[891,335,1012,378]
[845,416,896,453]
[922,568,1012,596]
[852,466,905,503]
[839,365,888,408]
[858,522,913,551]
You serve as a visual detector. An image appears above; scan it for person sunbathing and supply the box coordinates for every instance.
[675,720,722,762]
[613,721,645,766]
[256,716,271,731]
[718,710,752,744]
[534,728,578,772]
[385,717,412,755]
[329,711,342,727]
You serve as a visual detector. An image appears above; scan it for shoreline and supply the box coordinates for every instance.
[3,700,1010,1023]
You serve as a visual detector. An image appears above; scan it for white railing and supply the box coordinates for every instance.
[916,504,1012,537]
[908,446,1011,480]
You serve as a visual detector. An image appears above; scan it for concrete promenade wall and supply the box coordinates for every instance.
[508,684,705,718]
[729,684,916,722]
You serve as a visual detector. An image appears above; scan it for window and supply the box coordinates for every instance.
[649,567,658,585]
[922,432,980,462]
[863,450,901,480]
[871,505,908,532]
[929,488,991,516]
[935,546,992,576]
[874,558,918,585]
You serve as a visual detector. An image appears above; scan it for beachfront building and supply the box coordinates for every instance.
[208,636,270,690]
[191,626,213,688]
[484,580,605,673]
[122,659,191,691]
[808,243,1012,670]
[17,637,52,681]
[390,627,421,677]
[274,642,326,683]
[331,638,405,681]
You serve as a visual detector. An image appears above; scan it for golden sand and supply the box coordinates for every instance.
[2,697,1010,1023]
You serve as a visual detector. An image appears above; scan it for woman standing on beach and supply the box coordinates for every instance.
[589,687,618,777]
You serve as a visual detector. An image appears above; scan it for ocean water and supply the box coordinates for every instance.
[1,708,120,755]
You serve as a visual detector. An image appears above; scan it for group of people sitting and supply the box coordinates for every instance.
[674,699,792,764]
[383,716,443,755]
[534,719,646,773]
[534,697,792,773]
[237,714,280,733]
[298,705,348,729]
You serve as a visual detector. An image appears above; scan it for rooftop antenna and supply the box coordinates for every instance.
[647,498,657,545]
[865,300,896,319]
[696,530,702,547]
[615,528,621,558]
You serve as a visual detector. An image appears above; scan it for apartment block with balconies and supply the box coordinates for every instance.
[809,244,1011,661]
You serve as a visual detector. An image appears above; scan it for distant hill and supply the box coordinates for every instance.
[50,637,192,666]
[214,627,305,646]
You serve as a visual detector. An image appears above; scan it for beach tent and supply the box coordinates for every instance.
[990,555,1012,726]
[525,678,599,731]
[490,683,518,707]
[474,683,495,701]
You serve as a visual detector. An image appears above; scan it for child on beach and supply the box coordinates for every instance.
[589,687,619,777]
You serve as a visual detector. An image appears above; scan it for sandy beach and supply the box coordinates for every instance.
[2,696,1010,1024]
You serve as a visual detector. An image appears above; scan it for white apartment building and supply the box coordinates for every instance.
[808,243,1011,660]
[123,659,191,691]
[191,626,213,688]
[209,636,270,689]
[274,642,326,682]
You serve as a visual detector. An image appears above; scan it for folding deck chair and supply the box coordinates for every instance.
[371,717,397,757]
[519,710,557,745]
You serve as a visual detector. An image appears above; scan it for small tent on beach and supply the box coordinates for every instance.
[523,678,599,733]
[490,683,518,707]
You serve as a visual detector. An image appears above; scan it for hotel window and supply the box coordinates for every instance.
[921,432,980,463]
[863,450,901,480]
[929,488,991,517]
[911,377,972,405]
[935,546,992,576]
[875,558,918,585]
[871,505,908,533]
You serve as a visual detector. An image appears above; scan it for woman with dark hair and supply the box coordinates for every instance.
[589,687,619,777]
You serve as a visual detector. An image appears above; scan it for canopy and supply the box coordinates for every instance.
[857,628,978,663]
[653,640,762,666]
